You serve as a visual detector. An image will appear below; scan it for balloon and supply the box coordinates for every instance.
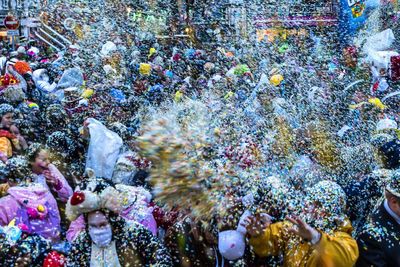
[43,251,66,267]
[174,91,183,102]
[139,63,151,76]
[27,101,39,109]
[278,43,289,53]
[270,74,284,86]
[81,89,94,99]
[148,47,156,58]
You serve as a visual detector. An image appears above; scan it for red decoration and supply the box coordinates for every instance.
[70,191,85,206]
[3,73,10,86]
[390,55,400,81]
[173,53,181,62]
[43,251,66,267]
[0,73,19,87]
[0,129,17,140]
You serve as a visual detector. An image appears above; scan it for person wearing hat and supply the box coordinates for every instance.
[16,46,27,59]
[371,118,400,170]
[243,180,358,267]
[65,178,172,266]
[356,171,400,267]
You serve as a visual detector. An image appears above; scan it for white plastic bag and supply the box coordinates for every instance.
[85,118,123,179]
[57,68,84,89]
[364,29,395,53]
[368,50,399,70]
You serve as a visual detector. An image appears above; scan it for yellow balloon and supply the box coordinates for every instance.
[81,89,94,99]
[270,74,284,86]
[149,47,156,58]
[174,91,183,102]
[139,63,151,76]
[368,98,386,110]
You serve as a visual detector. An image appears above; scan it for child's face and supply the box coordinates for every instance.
[1,113,13,129]
[32,150,50,173]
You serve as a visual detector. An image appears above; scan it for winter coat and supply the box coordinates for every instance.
[67,220,172,267]
[356,202,400,267]
[32,69,57,93]
[0,165,72,241]
[32,164,73,202]
[379,139,400,169]
[0,185,62,241]
[249,219,358,267]
[0,129,18,157]
[344,172,384,234]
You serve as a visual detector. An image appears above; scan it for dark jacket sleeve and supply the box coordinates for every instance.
[66,232,91,267]
[356,231,387,267]
[128,222,173,266]
[344,174,383,233]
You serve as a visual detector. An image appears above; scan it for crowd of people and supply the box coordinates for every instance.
[0,1,399,267]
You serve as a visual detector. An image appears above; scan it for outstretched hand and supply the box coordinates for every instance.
[241,213,272,238]
[287,216,320,243]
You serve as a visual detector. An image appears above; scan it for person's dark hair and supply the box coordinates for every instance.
[4,156,32,184]
[46,131,77,157]
[45,104,68,126]
[0,103,14,117]
[131,170,150,188]
[26,142,46,163]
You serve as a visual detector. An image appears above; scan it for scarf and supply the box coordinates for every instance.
[0,129,16,140]
[90,241,121,267]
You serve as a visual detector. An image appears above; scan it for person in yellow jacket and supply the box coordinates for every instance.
[243,180,359,267]
[0,104,27,161]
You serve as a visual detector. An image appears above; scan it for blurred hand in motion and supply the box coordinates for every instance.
[287,216,320,243]
[241,213,272,238]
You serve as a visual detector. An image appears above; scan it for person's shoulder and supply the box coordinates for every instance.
[119,221,157,242]
[357,218,389,246]
[71,230,90,247]
[123,221,151,236]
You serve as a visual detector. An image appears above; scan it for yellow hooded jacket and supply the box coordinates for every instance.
[249,220,358,267]
[0,136,15,157]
